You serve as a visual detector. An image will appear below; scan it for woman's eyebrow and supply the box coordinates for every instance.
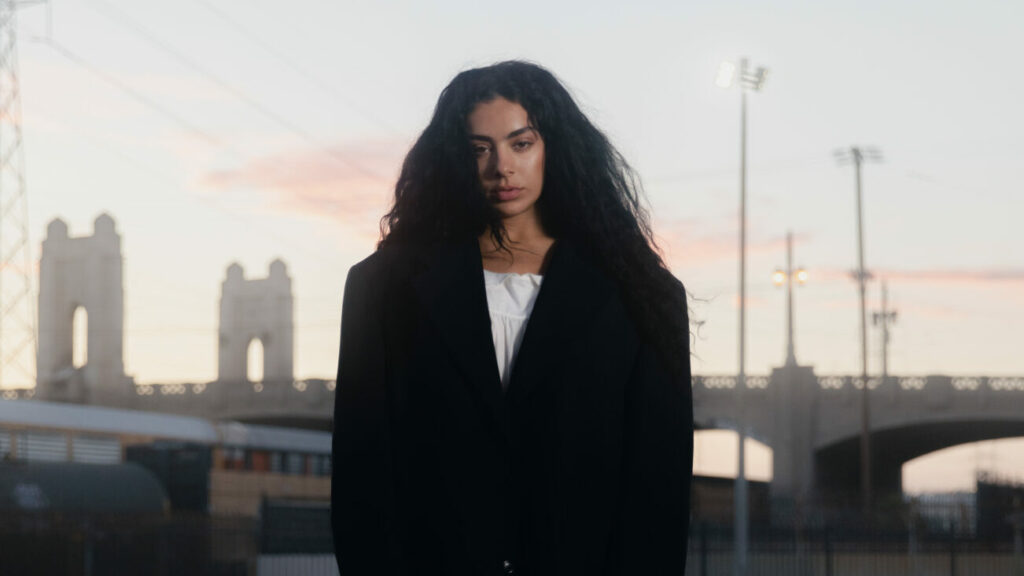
[469,126,536,142]
[505,126,535,139]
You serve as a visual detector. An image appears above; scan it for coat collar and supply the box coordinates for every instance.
[411,236,616,443]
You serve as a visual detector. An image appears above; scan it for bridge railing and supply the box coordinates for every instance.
[693,375,1024,392]
[131,379,337,397]
[3,374,1023,403]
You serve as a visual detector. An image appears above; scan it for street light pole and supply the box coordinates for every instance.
[835,145,882,510]
[854,149,870,509]
[785,232,794,365]
[718,57,767,576]
[773,231,807,367]
[737,74,749,576]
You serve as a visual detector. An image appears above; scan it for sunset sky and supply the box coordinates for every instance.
[6,0,1022,491]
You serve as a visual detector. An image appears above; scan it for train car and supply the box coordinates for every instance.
[0,399,331,518]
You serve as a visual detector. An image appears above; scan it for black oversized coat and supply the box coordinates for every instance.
[331,236,693,576]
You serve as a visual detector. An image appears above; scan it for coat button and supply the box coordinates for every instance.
[503,560,515,575]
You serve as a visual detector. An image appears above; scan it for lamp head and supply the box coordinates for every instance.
[772,269,786,286]
[716,61,736,89]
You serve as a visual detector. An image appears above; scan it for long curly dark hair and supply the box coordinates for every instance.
[379,60,689,379]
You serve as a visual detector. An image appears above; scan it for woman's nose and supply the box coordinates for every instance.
[495,149,514,176]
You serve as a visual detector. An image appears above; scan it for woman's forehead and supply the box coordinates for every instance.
[467,98,534,137]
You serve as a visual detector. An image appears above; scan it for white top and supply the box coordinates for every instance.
[482,269,543,390]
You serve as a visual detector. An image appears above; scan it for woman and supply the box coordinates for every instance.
[332,61,692,576]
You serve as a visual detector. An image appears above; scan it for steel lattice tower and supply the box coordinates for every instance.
[0,0,36,390]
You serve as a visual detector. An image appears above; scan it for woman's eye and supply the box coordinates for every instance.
[512,140,533,151]
[473,145,489,156]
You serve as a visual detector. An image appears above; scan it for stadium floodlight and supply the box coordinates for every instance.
[717,56,769,576]
[716,61,737,88]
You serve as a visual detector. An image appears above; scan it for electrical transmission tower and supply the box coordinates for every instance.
[0,0,37,390]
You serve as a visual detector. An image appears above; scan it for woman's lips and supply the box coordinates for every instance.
[494,187,522,201]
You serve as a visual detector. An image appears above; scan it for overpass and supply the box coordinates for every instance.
[20,213,1024,502]
[7,365,1024,502]
[692,366,1024,501]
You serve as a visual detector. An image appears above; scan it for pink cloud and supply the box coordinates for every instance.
[202,140,407,242]
[654,219,811,270]
[881,268,1024,282]
[729,293,771,309]
[814,267,1024,285]
[818,296,966,319]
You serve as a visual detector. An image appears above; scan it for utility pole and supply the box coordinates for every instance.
[0,0,43,391]
[873,281,897,382]
[717,57,767,576]
[835,145,882,511]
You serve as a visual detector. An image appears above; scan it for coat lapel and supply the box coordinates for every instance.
[412,238,507,441]
[411,236,616,442]
[505,238,615,405]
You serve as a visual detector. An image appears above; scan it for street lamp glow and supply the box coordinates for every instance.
[772,269,786,286]
[775,232,805,369]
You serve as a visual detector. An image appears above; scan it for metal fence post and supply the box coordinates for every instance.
[825,526,833,576]
[700,521,708,576]
[949,520,956,576]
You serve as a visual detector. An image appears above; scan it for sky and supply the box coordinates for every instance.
[2,0,1021,491]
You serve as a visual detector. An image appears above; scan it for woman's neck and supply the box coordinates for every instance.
[478,216,555,275]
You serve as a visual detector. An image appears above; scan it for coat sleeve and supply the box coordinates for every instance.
[611,307,694,574]
[331,261,400,575]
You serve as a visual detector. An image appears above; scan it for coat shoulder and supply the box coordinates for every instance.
[347,242,431,288]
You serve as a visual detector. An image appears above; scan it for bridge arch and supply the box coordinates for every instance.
[246,337,265,383]
[904,435,1024,492]
[72,305,88,369]
[695,417,773,448]
[693,428,773,481]
[814,419,1024,497]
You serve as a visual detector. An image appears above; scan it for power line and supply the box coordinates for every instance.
[31,110,194,188]
[188,0,401,137]
[17,94,368,344]
[85,0,387,181]
[33,36,223,146]
[23,28,369,270]
[24,108,325,260]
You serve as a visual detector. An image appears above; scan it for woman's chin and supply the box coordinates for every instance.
[491,199,539,220]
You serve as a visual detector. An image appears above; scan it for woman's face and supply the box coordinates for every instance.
[467,97,545,223]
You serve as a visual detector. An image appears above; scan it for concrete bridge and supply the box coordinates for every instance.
[693,366,1024,501]
[2,378,338,431]
[20,213,1024,503]
[8,365,1024,503]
